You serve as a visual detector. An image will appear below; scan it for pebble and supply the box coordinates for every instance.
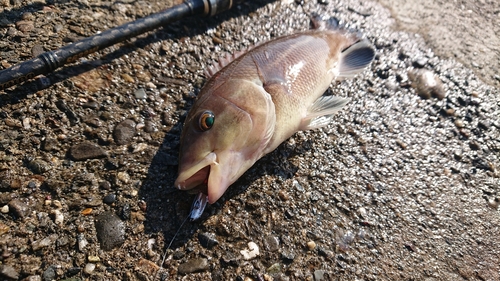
[0,264,19,280]
[136,258,159,275]
[314,269,327,281]
[177,258,209,274]
[65,267,81,276]
[42,266,56,281]
[477,120,491,131]
[77,234,88,251]
[51,209,64,225]
[103,194,116,204]
[31,44,44,57]
[117,171,131,183]
[131,143,149,153]
[94,212,125,250]
[487,198,499,209]
[81,208,93,215]
[82,101,99,109]
[264,235,280,252]
[198,232,219,249]
[113,119,136,145]
[1,205,8,213]
[88,255,100,262]
[408,69,446,100]
[454,119,465,128]
[55,99,79,125]
[83,114,102,127]
[41,138,59,151]
[469,140,480,151]
[281,249,295,262]
[15,20,34,32]
[83,263,96,274]
[27,159,50,174]
[445,108,456,116]
[412,57,427,68]
[134,88,147,99]
[240,241,260,260]
[306,241,316,251]
[99,181,112,190]
[8,199,30,218]
[0,223,9,235]
[221,251,239,266]
[266,263,282,274]
[32,234,57,251]
[121,73,135,83]
[69,142,107,161]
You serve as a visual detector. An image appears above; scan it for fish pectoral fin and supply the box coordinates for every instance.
[301,95,350,130]
[338,39,375,78]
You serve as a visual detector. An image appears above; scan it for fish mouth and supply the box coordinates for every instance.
[175,152,217,191]
[175,151,232,204]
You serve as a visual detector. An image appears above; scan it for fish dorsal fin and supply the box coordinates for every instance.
[338,39,375,78]
[203,47,252,78]
[203,41,266,78]
[301,95,350,130]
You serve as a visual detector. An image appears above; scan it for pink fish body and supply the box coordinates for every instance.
[175,23,374,205]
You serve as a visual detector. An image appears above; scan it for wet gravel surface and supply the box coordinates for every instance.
[1,0,499,280]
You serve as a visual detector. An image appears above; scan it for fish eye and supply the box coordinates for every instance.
[198,111,215,131]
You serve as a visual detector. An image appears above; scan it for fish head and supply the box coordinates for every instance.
[175,79,275,204]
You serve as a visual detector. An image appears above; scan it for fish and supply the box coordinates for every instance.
[174,18,375,216]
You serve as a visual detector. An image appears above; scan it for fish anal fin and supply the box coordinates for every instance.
[301,95,350,130]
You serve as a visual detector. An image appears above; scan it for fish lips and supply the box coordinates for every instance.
[175,152,230,204]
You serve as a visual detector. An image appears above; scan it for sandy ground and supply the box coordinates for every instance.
[377,0,500,87]
[0,0,499,280]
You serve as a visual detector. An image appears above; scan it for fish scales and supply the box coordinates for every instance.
[175,23,375,209]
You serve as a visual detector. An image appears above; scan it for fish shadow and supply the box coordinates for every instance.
[139,117,304,250]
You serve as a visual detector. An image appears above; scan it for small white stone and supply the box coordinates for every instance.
[240,241,260,260]
[1,205,9,214]
[51,209,64,225]
[117,171,130,184]
[84,263,96,274]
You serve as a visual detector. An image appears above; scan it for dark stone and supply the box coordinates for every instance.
[66,266,82,276]
[55,99,79,125]
[41,138,59,151]
[8,199,30,218]
[113,119,136,145]
[69,142,107,161]
[264,235,280,252]
[221,251,239,266]
[173,251,185,260]
[198,232,218,249]
[120,203,131,220]
[281,249,295,263]
[42,266,57,281]
[27,159,50,174]
[103,194,117,204]
[95,212,125,251]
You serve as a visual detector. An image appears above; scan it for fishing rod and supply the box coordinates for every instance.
[0,0,245,91]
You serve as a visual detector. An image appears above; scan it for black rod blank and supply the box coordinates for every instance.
[0,0,243,91]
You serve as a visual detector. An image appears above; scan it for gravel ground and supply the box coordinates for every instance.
[0,0,499,280]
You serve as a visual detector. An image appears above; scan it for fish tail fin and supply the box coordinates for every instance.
[338,39,375,78]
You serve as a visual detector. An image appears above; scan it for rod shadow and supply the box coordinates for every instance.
[0,0,276,106]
